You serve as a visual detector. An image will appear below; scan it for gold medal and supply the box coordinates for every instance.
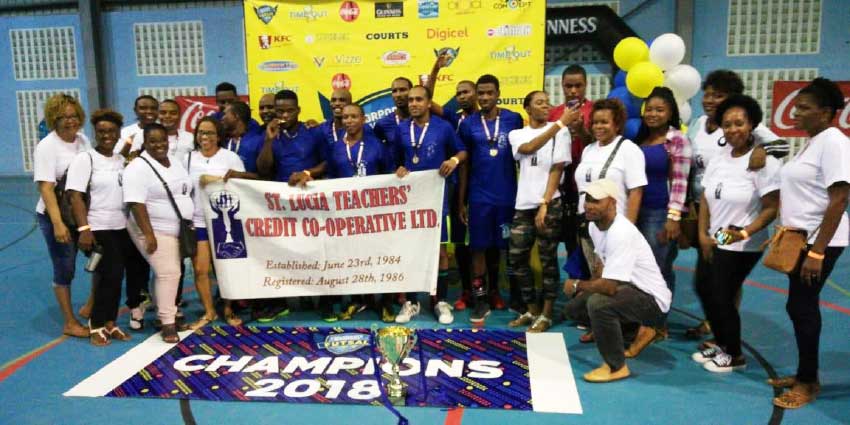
[490,148,498,157]
[412,155,420,164]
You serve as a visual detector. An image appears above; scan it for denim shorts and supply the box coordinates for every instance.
[37,213,77,286]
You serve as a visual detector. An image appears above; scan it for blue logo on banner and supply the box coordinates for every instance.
[418,0,438,18]
[253,5,278,24]
[315,332,371,355]
[209,191,247,259]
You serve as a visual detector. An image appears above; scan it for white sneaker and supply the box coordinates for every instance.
[691,346,722,364]
[434,301,454,325]
[704,353,746,373]
[395,301,420,324]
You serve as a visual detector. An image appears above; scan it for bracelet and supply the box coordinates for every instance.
[555,120,566,129]
[303,170,312,178]
[807,250,825,260]
[739,229,750,240]
[449,156,460,165]
[667,214,681,222]
[77,225,91,232]
[667,209,681,216]
[572,279,579,292]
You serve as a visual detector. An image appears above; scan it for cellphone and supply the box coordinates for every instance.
[714,229,732,245]
[566,99,580,108]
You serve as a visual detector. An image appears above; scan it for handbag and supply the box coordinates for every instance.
[762,226,813,274]
[678,201,699,249]
[139,156,197,259]
[55,152,93,230]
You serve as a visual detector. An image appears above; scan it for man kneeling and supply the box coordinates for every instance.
[563,179,672,383]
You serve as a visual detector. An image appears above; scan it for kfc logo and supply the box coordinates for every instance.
[258,34,292,49]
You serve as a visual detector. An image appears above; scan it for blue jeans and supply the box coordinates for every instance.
[636,208,676,295]
[37,213,77,286]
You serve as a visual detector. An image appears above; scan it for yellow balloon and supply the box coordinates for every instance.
[626,61,664,98]
[613,37,649,71]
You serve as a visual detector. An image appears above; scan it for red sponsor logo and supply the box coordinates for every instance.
[174,95,249,133]
[339,1,360,22]
[771,81,850,137]
[332,73,352,90]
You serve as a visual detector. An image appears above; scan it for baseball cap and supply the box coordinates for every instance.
[584,179,619,200]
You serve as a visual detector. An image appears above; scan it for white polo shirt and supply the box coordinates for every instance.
[575,137,647,214]
[32,131,91,214]
[65,150,126,231]
[509,123,572,210]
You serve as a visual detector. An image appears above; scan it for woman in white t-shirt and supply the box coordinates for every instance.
[574,98,647,222]
[186,117,256,330]
[123,123,194,343]
[33,94,91,338]
[770,78,850,409]
[506,91,574,332]
[67,109,137,346]
[692,95,780,373]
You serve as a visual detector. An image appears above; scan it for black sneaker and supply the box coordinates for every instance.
[470,301,490,325]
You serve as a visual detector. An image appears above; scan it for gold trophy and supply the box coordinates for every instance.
[375,326,417,405]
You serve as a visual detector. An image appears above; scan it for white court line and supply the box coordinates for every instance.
[526,332,582,414]
[64,331,193,397]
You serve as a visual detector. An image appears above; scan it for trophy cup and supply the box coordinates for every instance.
[375,326,417,405]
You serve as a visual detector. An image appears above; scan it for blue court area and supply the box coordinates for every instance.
[1,176,848,425]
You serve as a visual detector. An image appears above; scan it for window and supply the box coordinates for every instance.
[138,86,208,100]
[16,89,81,172]
[545,74,611,106]
[134,21,205,76]
[9,26,78,80]
[727,0,821,55]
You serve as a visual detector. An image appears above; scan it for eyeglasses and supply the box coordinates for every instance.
[59,114,80,122]
[197,130,217,137]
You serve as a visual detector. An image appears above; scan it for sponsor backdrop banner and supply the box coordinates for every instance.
[65,326,582,414]
[771,81,850,137]
[201,171,443,299]
[244,0,545,125]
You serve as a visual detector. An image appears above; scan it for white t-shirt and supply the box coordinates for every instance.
[590,214,672,313]
[32,131,91,214]
[780,127,850,247]
[123,151,195,236]
[114,122,144,154]
[688,115,780,200]
[185,149,245,228]
[701,149,780,252]
[169,130,195,167]
[65,150,126,231]
[574,137,647,214]
[509,123,572,210]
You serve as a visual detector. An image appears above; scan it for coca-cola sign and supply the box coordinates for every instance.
[174,95,249,133]
[771,80,850,137]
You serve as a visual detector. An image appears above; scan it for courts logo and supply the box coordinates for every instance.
[375,2,403,18]
[433,47,460,67]
[418,0,439,18]
[339,1,360,22]
[381,50,411,66]
[494,0,531,10]
[426,26,469,41]
[489,45,531,62]
[290,5,329,21]
[253,4,278,24]
[258,34,292,49]
[258,60,299,72]
[365,31,409,40]
[332,73,352,90]
[305,33,350,44]
[447,0,481,14]
[487,24,532,37]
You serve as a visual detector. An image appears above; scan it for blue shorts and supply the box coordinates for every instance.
[441,214,448,243]
[468,203,513,250]
[195,227,209,241]
[37,213,78,286]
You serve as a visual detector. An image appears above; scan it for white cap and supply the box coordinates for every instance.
[584,178,619,200]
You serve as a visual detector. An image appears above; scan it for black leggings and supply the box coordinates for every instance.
[786,246,844,383]
[702,248,762,356]
[90,229,141,328]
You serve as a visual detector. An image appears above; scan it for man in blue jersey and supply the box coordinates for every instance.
[221,101,264,174]
[373,77,414,169]
[257,93,276,132]
[394,85,468,325]
[458,74,523,325]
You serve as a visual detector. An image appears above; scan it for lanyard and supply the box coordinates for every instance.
[281,124,299,140]
[344,133,365,172]
[227,137,241,153]
[481,111,500,146]
[410,120,430,154]
[332,121,343,143]
[395,112,400,126]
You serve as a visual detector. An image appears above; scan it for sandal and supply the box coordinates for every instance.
[161,324,179,344]
[224,311,243,327]
[188,314,219,331]
[129,307,144,331]
[106,323,132,342]
[508,312,536,328]
[579,331,595,343]
[768,377,821,394]
[773,383,818,409]
[89,327,110,346]
[527,315,552,333]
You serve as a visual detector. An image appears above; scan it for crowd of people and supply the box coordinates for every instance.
[33,58,848,409]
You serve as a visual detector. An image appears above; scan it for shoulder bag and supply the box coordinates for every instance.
[139,156,197,259]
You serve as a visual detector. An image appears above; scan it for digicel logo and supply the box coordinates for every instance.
[339,1,360,22]
[426,27,469,41]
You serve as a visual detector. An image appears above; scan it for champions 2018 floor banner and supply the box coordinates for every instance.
[244,0,545,123]
[201,171,444,299]
[65,326,582,414]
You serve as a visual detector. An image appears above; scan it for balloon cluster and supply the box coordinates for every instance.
[608,33,700,139]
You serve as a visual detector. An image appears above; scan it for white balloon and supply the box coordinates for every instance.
[649,33,686,70]
[678,100,692,123]
[664,64,701,100]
